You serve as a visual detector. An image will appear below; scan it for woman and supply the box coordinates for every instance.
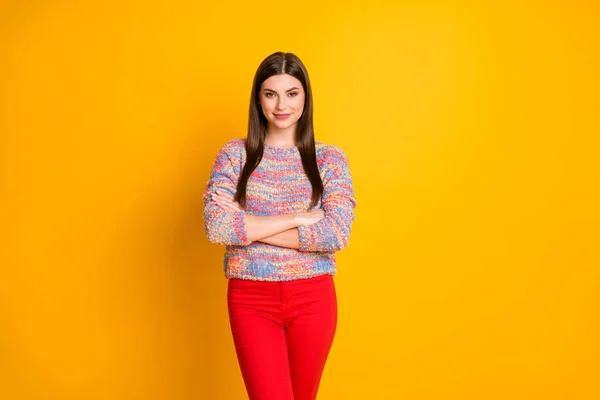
[203,51,357,400]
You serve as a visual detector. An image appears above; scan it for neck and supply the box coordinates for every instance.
[265,126,296,148]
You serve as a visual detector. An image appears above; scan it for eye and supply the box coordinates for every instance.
[289,92,298,97]
[265,93,274,98]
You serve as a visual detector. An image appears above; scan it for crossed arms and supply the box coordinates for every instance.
[203,143,357,252]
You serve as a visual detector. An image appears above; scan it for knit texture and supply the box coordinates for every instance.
[203,138,357,281]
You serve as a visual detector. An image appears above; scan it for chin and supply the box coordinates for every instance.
[273,120,294,127]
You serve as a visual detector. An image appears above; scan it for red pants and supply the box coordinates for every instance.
[227,274,338,400]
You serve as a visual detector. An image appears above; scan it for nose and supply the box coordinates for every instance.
[276,97,287,110]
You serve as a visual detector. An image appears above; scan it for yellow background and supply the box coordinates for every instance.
[2,1,599,399]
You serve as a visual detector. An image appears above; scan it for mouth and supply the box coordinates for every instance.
[274,113,291,120]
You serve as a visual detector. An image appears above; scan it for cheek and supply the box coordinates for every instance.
[292,97,305,110]
[262,98,277,110]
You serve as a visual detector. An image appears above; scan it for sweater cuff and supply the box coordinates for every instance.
[233,211,251,245]
[297,224,314,252]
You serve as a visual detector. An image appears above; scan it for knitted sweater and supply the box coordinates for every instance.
[203,138,357,281]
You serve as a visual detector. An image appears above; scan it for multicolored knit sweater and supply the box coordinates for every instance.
[203,138,357,281]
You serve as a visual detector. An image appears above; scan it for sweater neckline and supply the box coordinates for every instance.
[263,142,299,155]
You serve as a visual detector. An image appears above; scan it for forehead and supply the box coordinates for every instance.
[261,74,303,91]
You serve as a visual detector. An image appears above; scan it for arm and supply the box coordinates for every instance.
[209,189,311,247]
[203,143,252,245]
[296,146,357,252]
[256,228,301,249]
[244,214,301,242]
[203,142,304,245]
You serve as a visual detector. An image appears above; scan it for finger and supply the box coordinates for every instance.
[224,198,243,210]
[211,193,231,205]
[212,197,229,208]
[217,198,239,212]
[227,202,244,212]
[222,192,235,200]
[212,192,244,212]
[230,204,244,212]
[211,191,230,198]
[219,197,236,208]
[216,201,235,212]
[213,194,237,207]
[215,190,234,199]
[225,204,240,212]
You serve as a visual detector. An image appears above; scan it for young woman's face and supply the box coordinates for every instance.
[259,73,305,132]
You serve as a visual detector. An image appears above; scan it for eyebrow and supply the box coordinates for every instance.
[263,87,300,92]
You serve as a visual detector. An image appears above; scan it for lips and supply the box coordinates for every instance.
[274,113,291,119]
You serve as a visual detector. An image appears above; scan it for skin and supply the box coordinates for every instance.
[259,73,305,148]
[211,189,324,246]
[211,73,324,248]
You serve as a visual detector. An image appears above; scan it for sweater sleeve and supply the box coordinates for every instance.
[202,141,252,246]
[297,146,357,252]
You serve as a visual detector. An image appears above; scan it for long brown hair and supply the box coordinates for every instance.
[234,52,323,210]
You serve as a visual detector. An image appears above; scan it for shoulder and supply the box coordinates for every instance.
[315,140,350,165]
[215,137,246,161]
[219,137,246,154]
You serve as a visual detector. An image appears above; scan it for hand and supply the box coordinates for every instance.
[296,208,325,226]
[210,190,245,212]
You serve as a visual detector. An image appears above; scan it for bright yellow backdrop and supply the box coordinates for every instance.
[2,1,599,399]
